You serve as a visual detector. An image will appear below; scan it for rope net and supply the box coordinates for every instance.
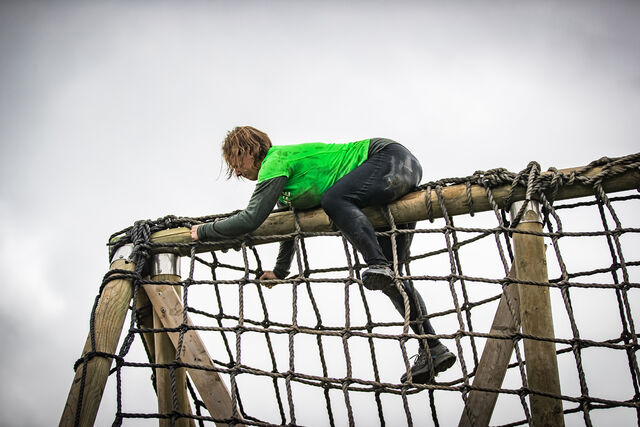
[79,153,639,426]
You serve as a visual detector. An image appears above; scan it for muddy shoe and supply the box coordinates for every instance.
[362,265,394,290]
[401,343,456,384]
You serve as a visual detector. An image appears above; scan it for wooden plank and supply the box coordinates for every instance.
[143,284,241,427]
[60,259,135,427]
[513,209,564,426]
[143,159,640,255]
[150,273,195,427]
[458,271,520,427]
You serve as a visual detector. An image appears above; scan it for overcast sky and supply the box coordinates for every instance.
[1,1,639,426]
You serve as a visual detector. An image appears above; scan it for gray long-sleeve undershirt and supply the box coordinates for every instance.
[198,176,287,239]
[197,176,295,278]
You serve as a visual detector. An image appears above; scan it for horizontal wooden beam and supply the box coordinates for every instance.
[146,159,639,254]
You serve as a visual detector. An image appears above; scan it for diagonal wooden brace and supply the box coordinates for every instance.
[150,252,195,427]
[458,270,520,427]
[143,283,243,427]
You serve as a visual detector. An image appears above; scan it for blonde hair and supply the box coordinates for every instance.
[221,126,272,179]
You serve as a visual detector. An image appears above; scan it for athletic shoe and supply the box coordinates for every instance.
[400,343,456,384]
[362,265,394,290]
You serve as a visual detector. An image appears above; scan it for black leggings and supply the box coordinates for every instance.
[321,143,439,346]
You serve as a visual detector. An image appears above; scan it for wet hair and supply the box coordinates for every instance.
[221,126,272,179]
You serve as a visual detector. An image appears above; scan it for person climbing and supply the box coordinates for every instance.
[190,126,456,384]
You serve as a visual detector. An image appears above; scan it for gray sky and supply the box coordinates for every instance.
[1,1,639,425]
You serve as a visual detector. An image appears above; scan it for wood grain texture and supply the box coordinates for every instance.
[60,259,136,427]
[144,284,241,426]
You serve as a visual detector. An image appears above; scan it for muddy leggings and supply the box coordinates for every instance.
[321,143,440,347]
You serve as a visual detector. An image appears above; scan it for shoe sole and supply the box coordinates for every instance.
[401,352,457,384]
[362,272,394,290]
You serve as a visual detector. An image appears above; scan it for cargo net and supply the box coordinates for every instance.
[87,154,639,426]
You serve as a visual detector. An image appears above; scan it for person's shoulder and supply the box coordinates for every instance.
[258,147,290,181]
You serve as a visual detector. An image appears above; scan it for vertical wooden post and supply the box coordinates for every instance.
[59,245,136,427]
[150,253,195,427]
[511,201,564,426]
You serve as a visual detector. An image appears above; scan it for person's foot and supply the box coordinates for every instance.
[362,265,394,290]
[400,343,456,384]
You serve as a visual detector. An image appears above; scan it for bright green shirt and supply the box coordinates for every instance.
[258,139,370,209]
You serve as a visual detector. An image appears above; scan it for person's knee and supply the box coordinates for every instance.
[320,190,341,216]
[383,175,413,200]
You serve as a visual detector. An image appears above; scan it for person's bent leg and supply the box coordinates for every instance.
[386,278,456,384]
[321,192,388,267]
[378,222,440,346]
[378,222,456,384]
[383,281,438,342]
[321,144,422,289]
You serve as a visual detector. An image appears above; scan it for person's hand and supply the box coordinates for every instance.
[260,270,278,287]
[190,225,201,240]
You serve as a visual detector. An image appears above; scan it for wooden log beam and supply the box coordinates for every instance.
[458,269,521,427]
[147,160,640,255]
[143,284,241,426]
[60,257,136,427]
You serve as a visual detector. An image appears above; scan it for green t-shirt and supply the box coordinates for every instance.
[258,139,370,209]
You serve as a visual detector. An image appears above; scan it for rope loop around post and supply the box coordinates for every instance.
[509,200,543,227]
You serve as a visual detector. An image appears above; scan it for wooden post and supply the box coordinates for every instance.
[150,253,195,427]
[60,245,136,427]
[511,201,564,426]
[458,269,520,427]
